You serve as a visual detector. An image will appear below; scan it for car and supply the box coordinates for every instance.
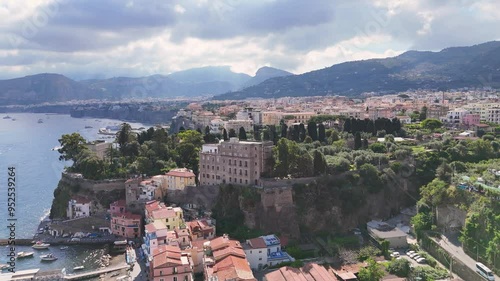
[408,252,418,258]
[70,238,80,242]
[392,251,400,257]
[406,250,415,255]
[412,255,421,260]
[416,257,427,264]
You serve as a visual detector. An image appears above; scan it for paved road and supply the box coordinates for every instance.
[437,233,499,281]
[129,248,148,281]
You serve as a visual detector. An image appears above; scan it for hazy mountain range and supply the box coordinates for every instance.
[1,41,500,105]
[0,66,292,105]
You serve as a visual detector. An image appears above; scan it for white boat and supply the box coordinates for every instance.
[17,251,34,258]
[0,264,10,270]
[73,266,84,270]
[32,241,50,249]
[40,253,57,261]
[2,116,11,119]
[60,246,69,250]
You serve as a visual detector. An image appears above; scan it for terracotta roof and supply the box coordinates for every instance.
[210,236,230,251]
[152,245,184,269]
[213,255,255,281]
[191,239,209,250]
[247,237,267,249]
[166,170,196,178]
[145,200,161,214]
[145,223,157,233]
[110,200,126,208]
[151,208,177,220]
[264,263,338,281]
[112,212,141,220]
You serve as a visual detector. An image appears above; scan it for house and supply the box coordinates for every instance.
[85,140,112,161]
[264,263,338,281]
[67,196,92,219]
[187,219,216,241]
[395,115,412,124]
[165,168,196,191]
[150,245,194,281]
[109,200,127,215]
[367,220,408,248]
[243,234,294,270]
[145,200,184,230]
[203,235,256,281]
[110,212,142,239]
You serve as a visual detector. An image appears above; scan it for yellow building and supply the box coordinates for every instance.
[165,168,196,191]
[145,200,184,230]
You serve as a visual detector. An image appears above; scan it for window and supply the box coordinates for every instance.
[259,257,262,260]
[173,267,177,274]
[173,277,177,281]
[240,179,242,183]
[245,161,248,167]
[245,170,247,176]
[239,161,242,167]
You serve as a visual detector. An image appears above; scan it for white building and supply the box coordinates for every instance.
[236,107,262,125]
[67,197,92,219]
[209,118,225,134]
[243,234,294,270]
[367,220,408,248]
[445,108,471,124]
[224,119,254,133]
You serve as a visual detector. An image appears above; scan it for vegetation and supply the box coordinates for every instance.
[387,258,411,277]
[358,258,385,281]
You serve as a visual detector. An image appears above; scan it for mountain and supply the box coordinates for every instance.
[0,73,101,105]
[214,41,500,100]
[240,66,293,89]
[167,66,251,88]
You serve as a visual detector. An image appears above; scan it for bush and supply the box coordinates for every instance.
[418,251,437,268]
[388,258,411,277]
[358,246,381,261]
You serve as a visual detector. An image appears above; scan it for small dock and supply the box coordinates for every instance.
[64,264,129,280]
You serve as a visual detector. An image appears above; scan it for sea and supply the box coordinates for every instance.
[0,113,148,273]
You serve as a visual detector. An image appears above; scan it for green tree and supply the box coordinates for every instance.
[388,258,411,277]
[420,106,428,120]
[354,132,362,150]
[58,133,88,161]
[421,118,443,132]
[228,128,237,138]
[358,258,384,281]
[178,130,203,147]
[313,150,327,175]
[308,121,318,141]
[318,123,326,142]
[117,123,135,153]
[411,212,432,238]
[222,128,228,141]
[238,127,247,140]
[369,143,387,153]
[435,161,453,183]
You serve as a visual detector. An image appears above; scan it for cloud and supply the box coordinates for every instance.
[0,0,500,80]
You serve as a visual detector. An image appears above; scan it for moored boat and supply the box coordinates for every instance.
[40,253,57,261]
[37,119,44,123]
[32,241,50,249]
[17,251,34,258]
[60,246,68,250]
[2,116,11,119]
[73,266,84,271]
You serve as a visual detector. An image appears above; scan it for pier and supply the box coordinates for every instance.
[64,264,130,280]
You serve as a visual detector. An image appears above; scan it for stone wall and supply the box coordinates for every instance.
[436,205,467,231]
[61,173,126,192]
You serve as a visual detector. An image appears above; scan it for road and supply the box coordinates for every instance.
[437,233,499,281]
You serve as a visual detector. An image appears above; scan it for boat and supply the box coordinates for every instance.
[11,118,16,121]
[51,146,62,151]
[32,241,50,249]
[40,253,57,261]
[2,116,11,119]
[84,126,93,129]
[0,264,10,270]
[60,246,68,250]
[98,128,116,135]
[37,119,43,124]
[17,251,34,258]
[73,266,84,271]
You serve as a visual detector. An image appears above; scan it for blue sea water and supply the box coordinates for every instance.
[0,113,147,272]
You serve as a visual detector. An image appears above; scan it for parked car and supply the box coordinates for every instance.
[70,238,80,242]
[406,250,415,256]
[416,257,427,264]
[412,255,421,260]
[408,252,418,258]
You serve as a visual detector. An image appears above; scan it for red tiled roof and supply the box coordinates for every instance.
[247,237,267,249]
[213,255,255,281]
[265,263,338,281]
[152,245,183,269]
[152,208,177,220]
[210,236,230,251]
[145,200,161,214]
[112,212,141,220]
[145,223,157,233]
[166,170,196,178]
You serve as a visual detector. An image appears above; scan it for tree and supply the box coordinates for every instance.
[222,128,228,141]
[281,123,288,138]
[354,132,362,150]
[313,150,327,175]
[421,118,443,132]
[358,258,384,281]
[318,123,326,142]
[58,133,88,161]
[419,106,428,120]
[411,212,432,238]
[238,127,247,140]
[117,123,134,153]
[367,119,376,136]
[177,130,203,147]
[308,121,318,141]
[299,123,307,142]
[435,161,453,183]
[343,118,352,133]
[388,258,411,277]
[369,143,387,153]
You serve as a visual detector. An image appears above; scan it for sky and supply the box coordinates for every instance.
[1,0,500,80]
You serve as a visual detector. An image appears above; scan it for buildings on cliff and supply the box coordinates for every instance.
[199,138,273,187]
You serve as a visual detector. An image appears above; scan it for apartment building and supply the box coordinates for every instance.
[262,111,283,126]
[150,245,194,281]
[199,138,273,186]
[243,235,294,270]
[483,107,500,124]
[110,212,142,239]
[145,200,184,230]
[67,196,92,219]
[165,168,196,191]
[237,107,262,125]
[225,120,254,133]
[445,108,471,124]
[427,105,450,119]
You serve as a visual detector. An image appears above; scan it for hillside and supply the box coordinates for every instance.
[240,66,293,89]
[0,73,102,105]
[214,41,500,100]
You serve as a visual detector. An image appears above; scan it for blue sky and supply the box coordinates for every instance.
[0,0,499,80]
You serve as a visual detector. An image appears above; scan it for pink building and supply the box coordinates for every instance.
[111,212,142,239]
[109,200,127,215]
[462,114,481,126]
[150,245,194,281]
